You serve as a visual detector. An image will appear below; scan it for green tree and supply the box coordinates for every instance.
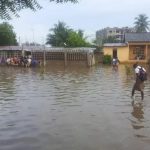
[0,22,17,46]
[103,36,119,43]
[46,21,91,47]
[66,30,90,47]
[134,14,150,32]
[46,21,70,47]
[0,0,78,20]
[78,29,84,38]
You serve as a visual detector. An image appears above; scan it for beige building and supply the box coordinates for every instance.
[103,33,150,63]
[96,27,135,44]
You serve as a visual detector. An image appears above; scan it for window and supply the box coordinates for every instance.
[116,30,120,33]
[133,47,145,60]
[115,35,120,38]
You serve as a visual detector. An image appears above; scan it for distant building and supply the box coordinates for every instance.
[96,27,135,45]
[103,32,150,63]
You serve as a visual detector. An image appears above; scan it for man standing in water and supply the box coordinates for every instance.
[131,63,147,100]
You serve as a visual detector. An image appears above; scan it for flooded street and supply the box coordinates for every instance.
[0,64,150,150]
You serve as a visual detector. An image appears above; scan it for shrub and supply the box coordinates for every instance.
[103,55,112,64]
[125,65,132,76]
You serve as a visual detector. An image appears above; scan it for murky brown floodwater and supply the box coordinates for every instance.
[0,63,150,150]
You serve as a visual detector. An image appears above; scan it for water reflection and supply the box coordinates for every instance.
[131,100,144,129]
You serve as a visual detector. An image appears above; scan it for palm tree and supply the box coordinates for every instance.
[46,21,70,46]
[134,14,150,32]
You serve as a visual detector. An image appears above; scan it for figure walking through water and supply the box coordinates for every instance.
[131,63,147,100]
[112,57,120,70]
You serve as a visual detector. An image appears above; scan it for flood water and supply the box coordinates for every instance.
[0,63,150,150]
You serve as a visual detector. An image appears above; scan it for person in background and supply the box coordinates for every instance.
[131,63,147,100]
[112,57,120,70]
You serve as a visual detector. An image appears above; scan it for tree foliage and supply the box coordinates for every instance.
[50,0,78,3]
[0,22,17,46]
[46,21,91,47]
[0,0,78,20]
[102,36,119,43]
[134,14,150,32]
[46,21,70,47]
[66,30,90,47]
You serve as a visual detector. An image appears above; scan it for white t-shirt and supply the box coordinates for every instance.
[135,66,146,74]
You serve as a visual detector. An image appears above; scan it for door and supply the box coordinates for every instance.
[113,48,117,58]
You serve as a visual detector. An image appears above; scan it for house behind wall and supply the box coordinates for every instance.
[103,33,150,63]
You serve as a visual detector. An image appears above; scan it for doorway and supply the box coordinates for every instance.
[113,48,117,58]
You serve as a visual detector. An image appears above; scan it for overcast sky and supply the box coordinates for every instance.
[2,0,150,44]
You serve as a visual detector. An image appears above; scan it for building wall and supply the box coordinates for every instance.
[147,46,150,61]
[0,50,22,58]
[103,46,129,62]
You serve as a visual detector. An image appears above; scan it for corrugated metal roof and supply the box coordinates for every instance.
[0,46,95,53]
[0,46,22,50]
[103,43,127,47]
[125,32,150,42]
